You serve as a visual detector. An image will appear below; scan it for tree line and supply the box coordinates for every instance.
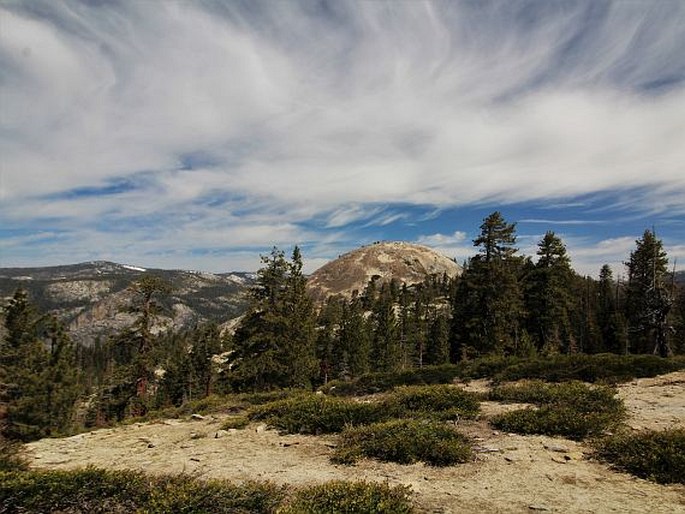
[1,211,684,440]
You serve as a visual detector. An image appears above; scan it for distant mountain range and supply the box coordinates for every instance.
[0,261,255,345]
[1,248,680,346]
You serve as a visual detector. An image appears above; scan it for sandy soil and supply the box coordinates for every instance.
[26,372,685,514]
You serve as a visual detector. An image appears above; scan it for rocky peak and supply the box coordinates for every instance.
[306,241,461,302]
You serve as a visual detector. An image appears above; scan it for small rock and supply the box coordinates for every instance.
[190,457,201,462]
[504,455,520,462]
[191,414,205,421]
[529,505,550,511]
[255,424,267,434]
[147,443,155,448]
[215,430,230,439]
[544,444,569,453]
[551,456,568,464]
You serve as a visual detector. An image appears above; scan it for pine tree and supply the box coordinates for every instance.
[335,295,371,378]
[597,265,629,353]
[1,290,80,440]
[425,308,450,365]
[625,230,671,356]
[125,275,171,412]
[451,212,524,358]
[371,281,401,372]
[316,297,343,384]
[527,232,575,353]
[231,247,317,390]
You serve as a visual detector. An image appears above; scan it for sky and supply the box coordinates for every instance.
[1,0,684,278]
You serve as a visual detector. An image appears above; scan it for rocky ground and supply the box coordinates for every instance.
[26,372,685,514]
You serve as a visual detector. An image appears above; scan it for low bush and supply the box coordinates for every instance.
[382,385,480,421]
[0,467,151,513]
[333,419,472,466]
[489,381,625,440]
[220,415,250,430]
[320,354,685,397]
[0,468,413,513]
[283,480,414,514]
[321,365,462,396]
[0,438,27,472]
[593,429,685,484]
[493,354,685,384]
[491,406,623,440]
[248,394,387,434]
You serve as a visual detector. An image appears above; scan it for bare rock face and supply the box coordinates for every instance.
[0,262,254,346]
[307,242,461,303]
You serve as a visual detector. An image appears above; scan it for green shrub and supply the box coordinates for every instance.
[285,481,414,514]
[0,467,150,513]
[334,419,472,466]
[0,468,286,514]
[489,381,625,440]
[321,365,462,396]
[0,438,27,472]
[142,476,285,513]
[594,429,685,484]
[0,468,413,513]
[491,406,623,440]
[249,394,387,434]
[382,385,480,420]
[221,415,250,430]
[493,354,685,384]
[457,356,524,380]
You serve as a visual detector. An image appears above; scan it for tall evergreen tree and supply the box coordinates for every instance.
[527,232,575,353]
[335,295,371,378]
[425,307,450,365]
[371,281,401,372]
[1,289,80,440]
[597,265,629,354]
[125,275,172,412]
[451,212,524,358]
[625,230,671,356]
[231,247,317,390]
[316,297,343,384]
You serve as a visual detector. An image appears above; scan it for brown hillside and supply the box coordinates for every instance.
[307,241,461,303]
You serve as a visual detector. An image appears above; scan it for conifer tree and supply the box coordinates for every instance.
[232,247,317,390]
[527,232,575,353]
[371,281,401,372]
[597,265,629,353]
[625,229,671,356]
[316,297,343,384]
[336,295,371,378]
[451,212,524,358]
[1,290,80,440]
[425,308,450,365]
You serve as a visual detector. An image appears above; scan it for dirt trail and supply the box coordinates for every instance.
[26,372,685,514]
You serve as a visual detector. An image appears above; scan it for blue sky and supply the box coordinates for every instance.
[1,0,684,277]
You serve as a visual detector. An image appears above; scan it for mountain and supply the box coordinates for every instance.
[307,241,462,302]
[0,261,254,345]
[1,243,462,344]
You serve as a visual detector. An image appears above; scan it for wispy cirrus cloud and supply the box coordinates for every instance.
[1,1,684,272]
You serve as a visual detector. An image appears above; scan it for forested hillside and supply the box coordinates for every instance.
[1,212,684,442]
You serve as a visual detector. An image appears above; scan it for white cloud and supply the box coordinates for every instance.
[414,231,472,263]
[1,1,685,271]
